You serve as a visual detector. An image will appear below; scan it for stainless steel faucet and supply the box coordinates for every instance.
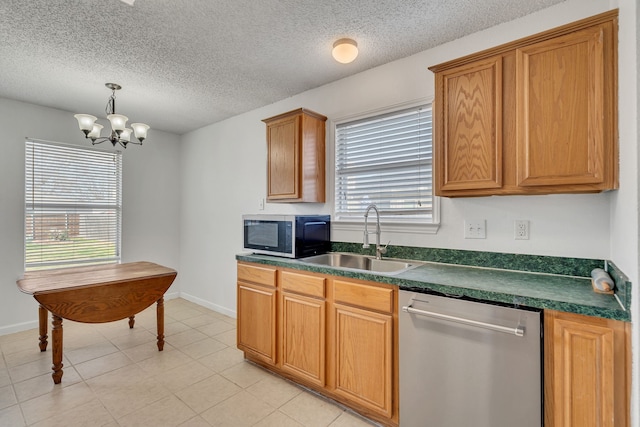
[363,204,388,259]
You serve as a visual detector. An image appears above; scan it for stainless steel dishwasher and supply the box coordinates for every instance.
[399,290,542,427]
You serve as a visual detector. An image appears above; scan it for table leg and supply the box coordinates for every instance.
[156,297,164,351]
[128,316,135,329]
[51,315,63,384]
[38,305,48,351]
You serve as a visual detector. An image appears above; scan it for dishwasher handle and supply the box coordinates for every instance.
[402,305,525,337]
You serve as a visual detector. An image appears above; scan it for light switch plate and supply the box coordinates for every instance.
[464,220,486,239]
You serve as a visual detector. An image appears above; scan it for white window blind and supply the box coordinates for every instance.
[335,104,434,221]
[25,140,122,271]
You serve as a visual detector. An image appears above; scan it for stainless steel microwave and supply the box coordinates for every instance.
[242,214,330,258]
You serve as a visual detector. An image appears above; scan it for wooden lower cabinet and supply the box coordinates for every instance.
[238,262,632,427]
[236,264,277,365]
[332,278,395,420]
[333,303,393,418]
[280,289,326,386]
[544,310,631,427]
[237,263,398,427]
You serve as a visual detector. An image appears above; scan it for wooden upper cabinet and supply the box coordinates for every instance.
[435,56,502,192]
[516,22,616,190]
[430,10,618,197]
[263,108,327,203]
[267,114,299,199]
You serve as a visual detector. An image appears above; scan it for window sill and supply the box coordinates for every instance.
[332,219,440,235]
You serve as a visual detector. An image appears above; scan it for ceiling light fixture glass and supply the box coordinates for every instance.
[74,83,150,148]
[332,38,358,64]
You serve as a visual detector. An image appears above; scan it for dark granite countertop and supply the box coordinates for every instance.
[236,247,630,322]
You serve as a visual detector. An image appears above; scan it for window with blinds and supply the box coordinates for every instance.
[334,104,434,222]
[24,140,122,271]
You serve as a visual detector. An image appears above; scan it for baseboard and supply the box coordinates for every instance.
[0,291,231,337]
[179,292,237,319]
[164,291,180,301]
[0,320,38,336]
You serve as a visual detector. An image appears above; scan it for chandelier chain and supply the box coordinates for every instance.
[105,90,116,116]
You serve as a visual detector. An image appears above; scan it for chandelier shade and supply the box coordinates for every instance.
[107,114,128,134]
[74,114,98,134]
[74,83,149,148]
[87,123,103,140]
[119,128,133,142]
[131,123,150,141]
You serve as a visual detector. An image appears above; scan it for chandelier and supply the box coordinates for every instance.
[74,83,150,148]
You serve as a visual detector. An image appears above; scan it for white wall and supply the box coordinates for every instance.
[180,0,617,311]
[611,0,639,424]
[0,98,182,334]
[180,0,639,423]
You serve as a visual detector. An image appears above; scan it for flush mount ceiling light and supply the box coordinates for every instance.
[74,83,150,149]
[332,38,358,64]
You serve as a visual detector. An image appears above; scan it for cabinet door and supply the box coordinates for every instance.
[237,282,277,365]
[516,23,614,189]
[267,115,300,200]
[434,56,503,194]
[281,292,326,386]
[545,310,630,427]
[333,303,393,418]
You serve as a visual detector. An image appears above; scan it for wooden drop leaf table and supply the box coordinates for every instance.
[16,261,177,384]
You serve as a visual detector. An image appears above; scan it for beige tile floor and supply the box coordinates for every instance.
[0,298,378,427]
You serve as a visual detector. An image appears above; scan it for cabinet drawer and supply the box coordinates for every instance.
[333,280,394,313]
[237,263,277,287]
[282,271,326,298]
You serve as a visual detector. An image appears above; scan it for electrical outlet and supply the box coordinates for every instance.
[464,220,486,239]
[514,220,529,240]
[258,198,265,210]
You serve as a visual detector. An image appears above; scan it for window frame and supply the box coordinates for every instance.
[24,139,123,271]
[330,99,440,235]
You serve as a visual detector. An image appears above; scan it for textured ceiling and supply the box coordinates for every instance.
[0,0,565,135]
